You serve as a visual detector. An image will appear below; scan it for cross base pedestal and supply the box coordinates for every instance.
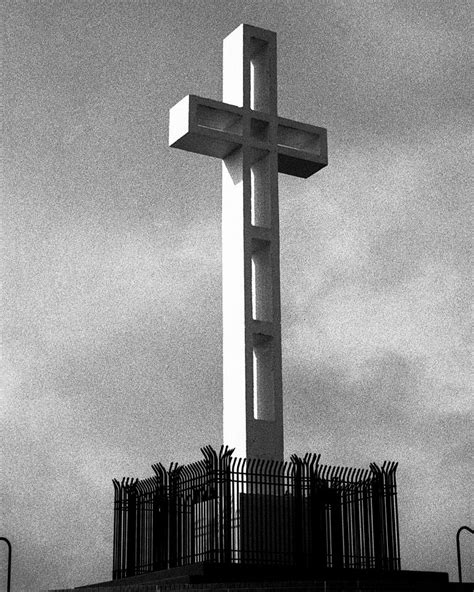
[52,564,455,592]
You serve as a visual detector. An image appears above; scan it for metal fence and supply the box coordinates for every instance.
[112,446,400,579]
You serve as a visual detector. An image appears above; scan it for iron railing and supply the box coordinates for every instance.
[112,446,400,579]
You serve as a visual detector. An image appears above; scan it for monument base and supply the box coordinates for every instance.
[47,563,471,592]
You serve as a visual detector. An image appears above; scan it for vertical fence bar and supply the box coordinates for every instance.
[125,481,136,577]
[393,464,401,570]
[136,484,142,573]
[112,480,121,579]
[330,469,343,569]
[371,464,383,570]
[220,447,233,563]
[168,464,179,568]
[152,463,170,571]
[352,471,362,569]
[311,474,325,568]
[385,462,400,570]
[342,471,348,568]
[291,456,303,567]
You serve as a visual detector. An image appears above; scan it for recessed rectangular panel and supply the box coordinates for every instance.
[250,118,270,141]
[251,242,272,322]
[251,154,271,227]
[250,37,270,112]
[170,129,241,159]
[253,340,275,421]
[278,124,320,153]
[197,105,243,134]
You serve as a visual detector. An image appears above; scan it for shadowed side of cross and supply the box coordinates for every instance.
[169,24,327,461]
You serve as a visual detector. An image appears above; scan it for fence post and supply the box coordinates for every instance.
[370,464,385,570]
[303,454,321,568]
[383,462,399,570]
[457,526,474,583]
[168,464,181,568]
[0,537,11,592]
[112,480,122,579]
[291,456,304,567]
[330,470,343,569]
[125,481,137,577]
[311,471,328,568]
[152,464,169,571]
[218,446,234,564]
[351,470,363,569]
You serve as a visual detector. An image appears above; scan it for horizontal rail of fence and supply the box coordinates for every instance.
[112,446,400,579]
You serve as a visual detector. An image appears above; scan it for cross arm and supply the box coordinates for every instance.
[169,94,328,178]
[169,94,245,159]
[276,116,327,178]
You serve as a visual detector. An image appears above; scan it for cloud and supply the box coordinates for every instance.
[3,2,471,588]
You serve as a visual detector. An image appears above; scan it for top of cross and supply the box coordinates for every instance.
[169,24,327,178]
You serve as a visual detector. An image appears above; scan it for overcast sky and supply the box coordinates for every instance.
[3,1,472,589]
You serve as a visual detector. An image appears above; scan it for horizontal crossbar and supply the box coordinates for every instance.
[169,95,327,177]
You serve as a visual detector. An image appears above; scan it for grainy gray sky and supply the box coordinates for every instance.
[3,1,472,589]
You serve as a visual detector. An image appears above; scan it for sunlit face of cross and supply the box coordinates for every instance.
[169,24,327,461]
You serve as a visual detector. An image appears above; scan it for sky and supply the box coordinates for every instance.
[2,1,472,589]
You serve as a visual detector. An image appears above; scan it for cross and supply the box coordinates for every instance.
[169,24,327,461]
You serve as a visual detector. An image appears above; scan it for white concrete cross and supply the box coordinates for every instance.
[169,24,327,461]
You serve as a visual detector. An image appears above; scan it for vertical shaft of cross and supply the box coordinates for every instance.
[169,23,327,461]
[222,26,283,460]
